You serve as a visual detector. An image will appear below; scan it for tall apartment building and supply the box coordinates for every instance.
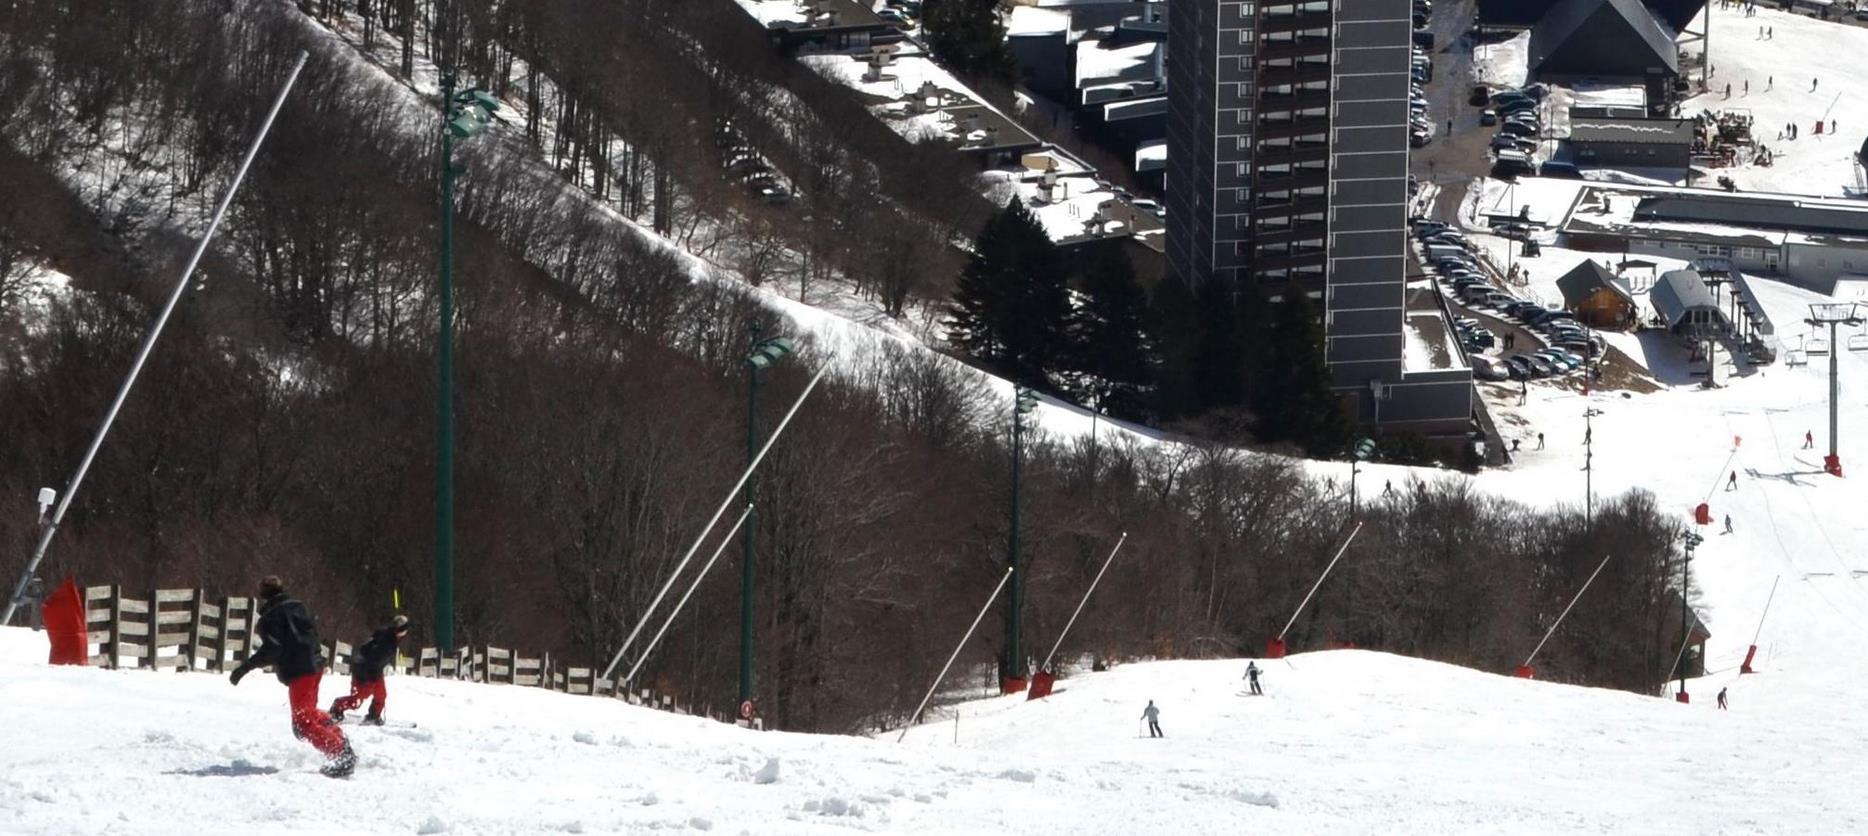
[1165,0,1471,432]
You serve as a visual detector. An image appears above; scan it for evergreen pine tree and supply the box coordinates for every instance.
[1146,276,1201,420]
[1261,293,1351,455]
[1070,245,1156,420]
[1191,279,1247,410]
[921,0,1016,82]
[946,199,1069,386]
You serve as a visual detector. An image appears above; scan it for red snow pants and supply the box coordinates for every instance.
[287,672,349,757]
[332,677,387,717]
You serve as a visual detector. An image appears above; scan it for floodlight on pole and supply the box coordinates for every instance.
[2,51,309,628]
[434,74,503,656]
[1004,385,1039,691]
[1349,437,1375,516]
[740,330,795,711]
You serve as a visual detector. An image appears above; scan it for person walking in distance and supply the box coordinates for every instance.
[228,576,356,777]
[1245,662,1263,696]
[1724,514,1734,535]
[1727,470,1738,491]
[1141,700,1163,738]
[1536,431,1545,450]
[1805,430,1815,450]
[1717,687,1728,710]
[330,615,411,726]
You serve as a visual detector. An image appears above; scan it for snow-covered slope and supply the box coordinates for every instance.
[1,627,1862,835]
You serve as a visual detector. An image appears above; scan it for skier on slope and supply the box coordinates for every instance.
[1141,700,1163,738]
[229,575,356,777]
[330,614,411,725]
[1244,662,1263,696]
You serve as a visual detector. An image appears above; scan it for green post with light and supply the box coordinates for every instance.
[436,74,499,655]
[741,331,795,713]
[1005,386,1039,690]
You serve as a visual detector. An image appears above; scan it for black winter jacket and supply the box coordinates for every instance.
[349,627,402,684]
[240,594,324,683]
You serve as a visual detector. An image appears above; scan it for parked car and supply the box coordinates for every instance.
[1503,355,1537,379]
[1413,218,1449,234]
[1472,357,1511,381]
[1499,120,1539,139]
[1479,109,1498,126]
[1495,98,1539,116]
[1535,350,1578,372]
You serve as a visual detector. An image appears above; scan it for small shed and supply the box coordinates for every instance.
[1650,269,1728,337]
[1556,260,1638,329]
[1662,590,1712,679]
[1566,118,1693,172]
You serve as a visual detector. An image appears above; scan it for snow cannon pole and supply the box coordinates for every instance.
[600,364,827,681]
[899,566,1014,744]
[1036,532,1128,678]
[2,51,310,628]
[1270,522,1364,657]
[1742,575,1780,674]
[621,506,751,688]
[1520,553,1615,675]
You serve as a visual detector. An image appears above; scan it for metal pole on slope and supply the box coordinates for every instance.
[599,364,828,682]
[3,51,310,627]
[899,566,1014,743]
[1267,522,1364,658]
[1516,553,1614,678]
[1679,531,1701,702]
[1740,576,1780,674]
[622,507,752,688]
[1036,532,1129,677]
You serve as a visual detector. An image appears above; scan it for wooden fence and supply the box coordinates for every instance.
[76,586,746,726]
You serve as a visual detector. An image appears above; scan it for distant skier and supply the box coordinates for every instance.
[1717,687,1728,710]
[1141,700,1162,738]
[1537,432,1545,450]
[329,614,411,726]
[1727,470,1738,491]
[1245,662,1263,696]
[1724,514,1734,535]
[228,576,355,777]
[1804,430,1815,449]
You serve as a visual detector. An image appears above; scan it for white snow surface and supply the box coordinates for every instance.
[4,619,1866,834]
[1472,31,1529,89]
[1679,6,1868,195]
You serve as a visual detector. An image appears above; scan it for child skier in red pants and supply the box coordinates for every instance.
[330,615,409,725]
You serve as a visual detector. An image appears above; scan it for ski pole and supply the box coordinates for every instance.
[621,506,752,687]
[899,566,1013,743]
[2,51,310,627]
[1037,532,1128,677]
[601,364,827,681]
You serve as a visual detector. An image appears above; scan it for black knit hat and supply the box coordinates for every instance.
[257,575,285,598]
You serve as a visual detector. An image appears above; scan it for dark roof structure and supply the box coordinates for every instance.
[1480,0,1701,30]
[1555,260,1635,307]
[1633,194,1868,238]
[1569,118,1693,146]
[1530,0,1679,78]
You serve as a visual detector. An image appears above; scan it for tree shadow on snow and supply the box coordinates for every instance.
[165,762,280,778]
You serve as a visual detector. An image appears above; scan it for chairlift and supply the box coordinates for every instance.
[1785,349,1808,367]
[1849,327,1868,352]
[1807,337,1831,356]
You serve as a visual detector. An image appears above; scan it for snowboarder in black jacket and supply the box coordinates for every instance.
[229,576,355,777]
[330,615,410,725]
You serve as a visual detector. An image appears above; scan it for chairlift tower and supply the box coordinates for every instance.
[1806,303,1864,477]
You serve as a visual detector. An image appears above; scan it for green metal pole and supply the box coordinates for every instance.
[739,332,761,708]
[1007,407,1023,683]
[436,71,457,655]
